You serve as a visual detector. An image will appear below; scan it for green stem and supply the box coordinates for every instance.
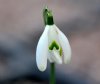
[43,7,54,25]
[50,63,55,84]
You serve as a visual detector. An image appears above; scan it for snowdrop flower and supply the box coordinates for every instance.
[36,9,71,71]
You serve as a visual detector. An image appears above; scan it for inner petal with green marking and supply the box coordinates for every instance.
[49,40,62,56]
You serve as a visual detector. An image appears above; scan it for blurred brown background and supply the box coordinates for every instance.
[0,0,100,84]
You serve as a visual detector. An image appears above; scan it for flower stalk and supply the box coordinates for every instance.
[43,7,54,25]
[50,63,55,84]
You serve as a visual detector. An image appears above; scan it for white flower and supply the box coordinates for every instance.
[36,24,71,71]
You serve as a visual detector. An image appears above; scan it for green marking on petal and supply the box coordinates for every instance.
[59,47,62,56]
[49,41,59,50]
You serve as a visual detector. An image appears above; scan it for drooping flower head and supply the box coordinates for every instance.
[36,8,71,71]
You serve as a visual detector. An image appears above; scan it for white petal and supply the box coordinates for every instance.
[47,25,60,45]
[36,26,49,71]
[52,50,62,64]
[49,49,62,64]
[47,53,54,63]
[54,25,71,64]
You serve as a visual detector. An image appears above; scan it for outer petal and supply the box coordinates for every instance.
[36,26,49,71]
[54,25,71,64]
[47,25,60,45]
